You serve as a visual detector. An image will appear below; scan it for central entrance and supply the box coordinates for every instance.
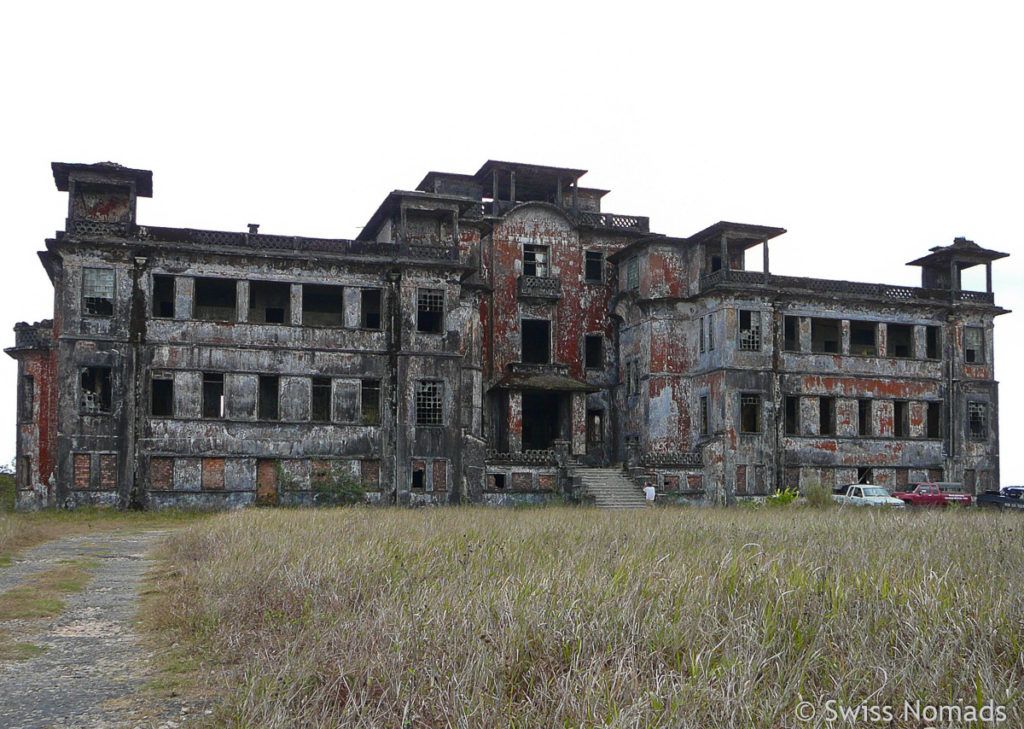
[522,391,567,450]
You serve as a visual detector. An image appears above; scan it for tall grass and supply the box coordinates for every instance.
[148,508,1024,728]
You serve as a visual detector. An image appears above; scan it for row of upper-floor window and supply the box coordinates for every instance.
[695,392,988,441]
[81,268,449,333]
[697,310,985,363]
[521,245,607,282]
[75,365,447,427]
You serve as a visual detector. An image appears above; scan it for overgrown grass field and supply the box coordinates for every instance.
[146,507,1024,728]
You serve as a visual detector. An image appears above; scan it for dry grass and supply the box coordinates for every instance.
[0,630,48,661]
[145,507,1024,728]
[0,559,96,621]
[0,507,206,566]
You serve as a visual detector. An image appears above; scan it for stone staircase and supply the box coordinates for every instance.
[573,467,648,509]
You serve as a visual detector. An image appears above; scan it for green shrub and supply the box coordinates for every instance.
[802,481,833,508]
[311,466,366,506]
[767,486,799,507]
[0,473,15,513]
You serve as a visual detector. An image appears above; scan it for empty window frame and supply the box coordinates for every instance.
[893,400,908,437]
[626,257,639,290]
[585,250,603,282]
[202,373,224,419]
[740,394,761,433]
[964,326,984,364]
[311,377,331,422]
[858,399,872,436]
[699,316,705,353]
[523,245,549,277]
[415,381,443,426]
[302,284,345,327]
[887,323,913,358]
[412,464,426,490]
[249,281,291,324]
[700,395,710,436]
[925,325,940,359]
[707,312,715,351]
[521,319,550,364]
[258,375,280,420]
[810,318,840,354]
[857,467,872,484]
[417,288,444,333]
[819,397,835,436]
[80,367,112,414]
[784,395,799,435]
[361,289,382,330]
[152,274,175,318]
[83,268,114,316]
[361,379,381,425]
[584,334,603,369]
[193,277,237,322]
[849,321,877,356]
[738,310,762,351]
[967,401,988,441]
[587,410,603,443]
[926,401,941,439]
[151,375,174,417]
[783,316,800,352]
[18,375,33,422]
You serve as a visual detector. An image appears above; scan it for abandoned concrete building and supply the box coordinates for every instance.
[6,160,1007,509]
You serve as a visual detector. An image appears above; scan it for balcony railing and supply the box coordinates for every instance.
[507,362,570,377]
[576,211,650,233]
[517,275,562,300]
[641,451,703,467]
[699,269,995,304]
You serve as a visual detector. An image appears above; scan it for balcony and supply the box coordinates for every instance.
[517,275,562,300]
[699,269,996,305]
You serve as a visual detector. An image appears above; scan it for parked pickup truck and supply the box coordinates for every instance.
[976,488,1024,510]
[893,482,972,507]
[832,484,905,507]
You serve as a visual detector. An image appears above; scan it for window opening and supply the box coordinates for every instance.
[699,316,705,353]
[700,395,710,436]
[152,275,174,318]
[80,367,112,414]
[783,316,800,351]
[361,289,382,329]
[311,377,331,422]
[521,320,550,364]
[523,245,549,277]
[858,399,872,436]
[584,334,603,369]
[811,318,840,354]
[785,396,799,435]
[964,327,984,363]
[739,310,762,351]
[887,323,913,357]
[361,380,381,424]
[740,394,760,433]
[926,402,941,438]
[151,375,173,417]
[585,250,603,282]
[819,397,835,436]
[83,268,114,316]
[202,373,224,419]
[249,281,290,324]
[258,375,280,420]
[412,466,425,490]
[626,257,639,290]
[415,381,443,426]
[893,400,908,437]
[849,321,877,356]
[925,326,940,359]
[587,410,603,443]
[194,277,236,321]
[967,401,987,440]
[857,467,872,484]
[302,284,345,327]
[707,312,714,350]
[417,289,444,333]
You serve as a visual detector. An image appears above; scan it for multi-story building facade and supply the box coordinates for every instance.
[6,160,1007,509]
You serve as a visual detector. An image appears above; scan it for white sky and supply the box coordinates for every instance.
[1,1,1021,484]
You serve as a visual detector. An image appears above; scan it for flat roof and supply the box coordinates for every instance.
[52,161,153,197]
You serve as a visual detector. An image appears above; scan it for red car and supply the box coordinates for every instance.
[893,482,972,507]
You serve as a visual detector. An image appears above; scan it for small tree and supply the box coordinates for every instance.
[311,464,366,506]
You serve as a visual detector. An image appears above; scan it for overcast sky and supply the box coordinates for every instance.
[2,2,1021,484]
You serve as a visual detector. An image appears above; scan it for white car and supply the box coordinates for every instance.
[832,484,906,507]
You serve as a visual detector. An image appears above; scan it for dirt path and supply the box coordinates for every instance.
[0,531,199,729]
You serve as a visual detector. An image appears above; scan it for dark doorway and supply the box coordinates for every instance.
[522,391,564,450]
[521,320,550,364]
